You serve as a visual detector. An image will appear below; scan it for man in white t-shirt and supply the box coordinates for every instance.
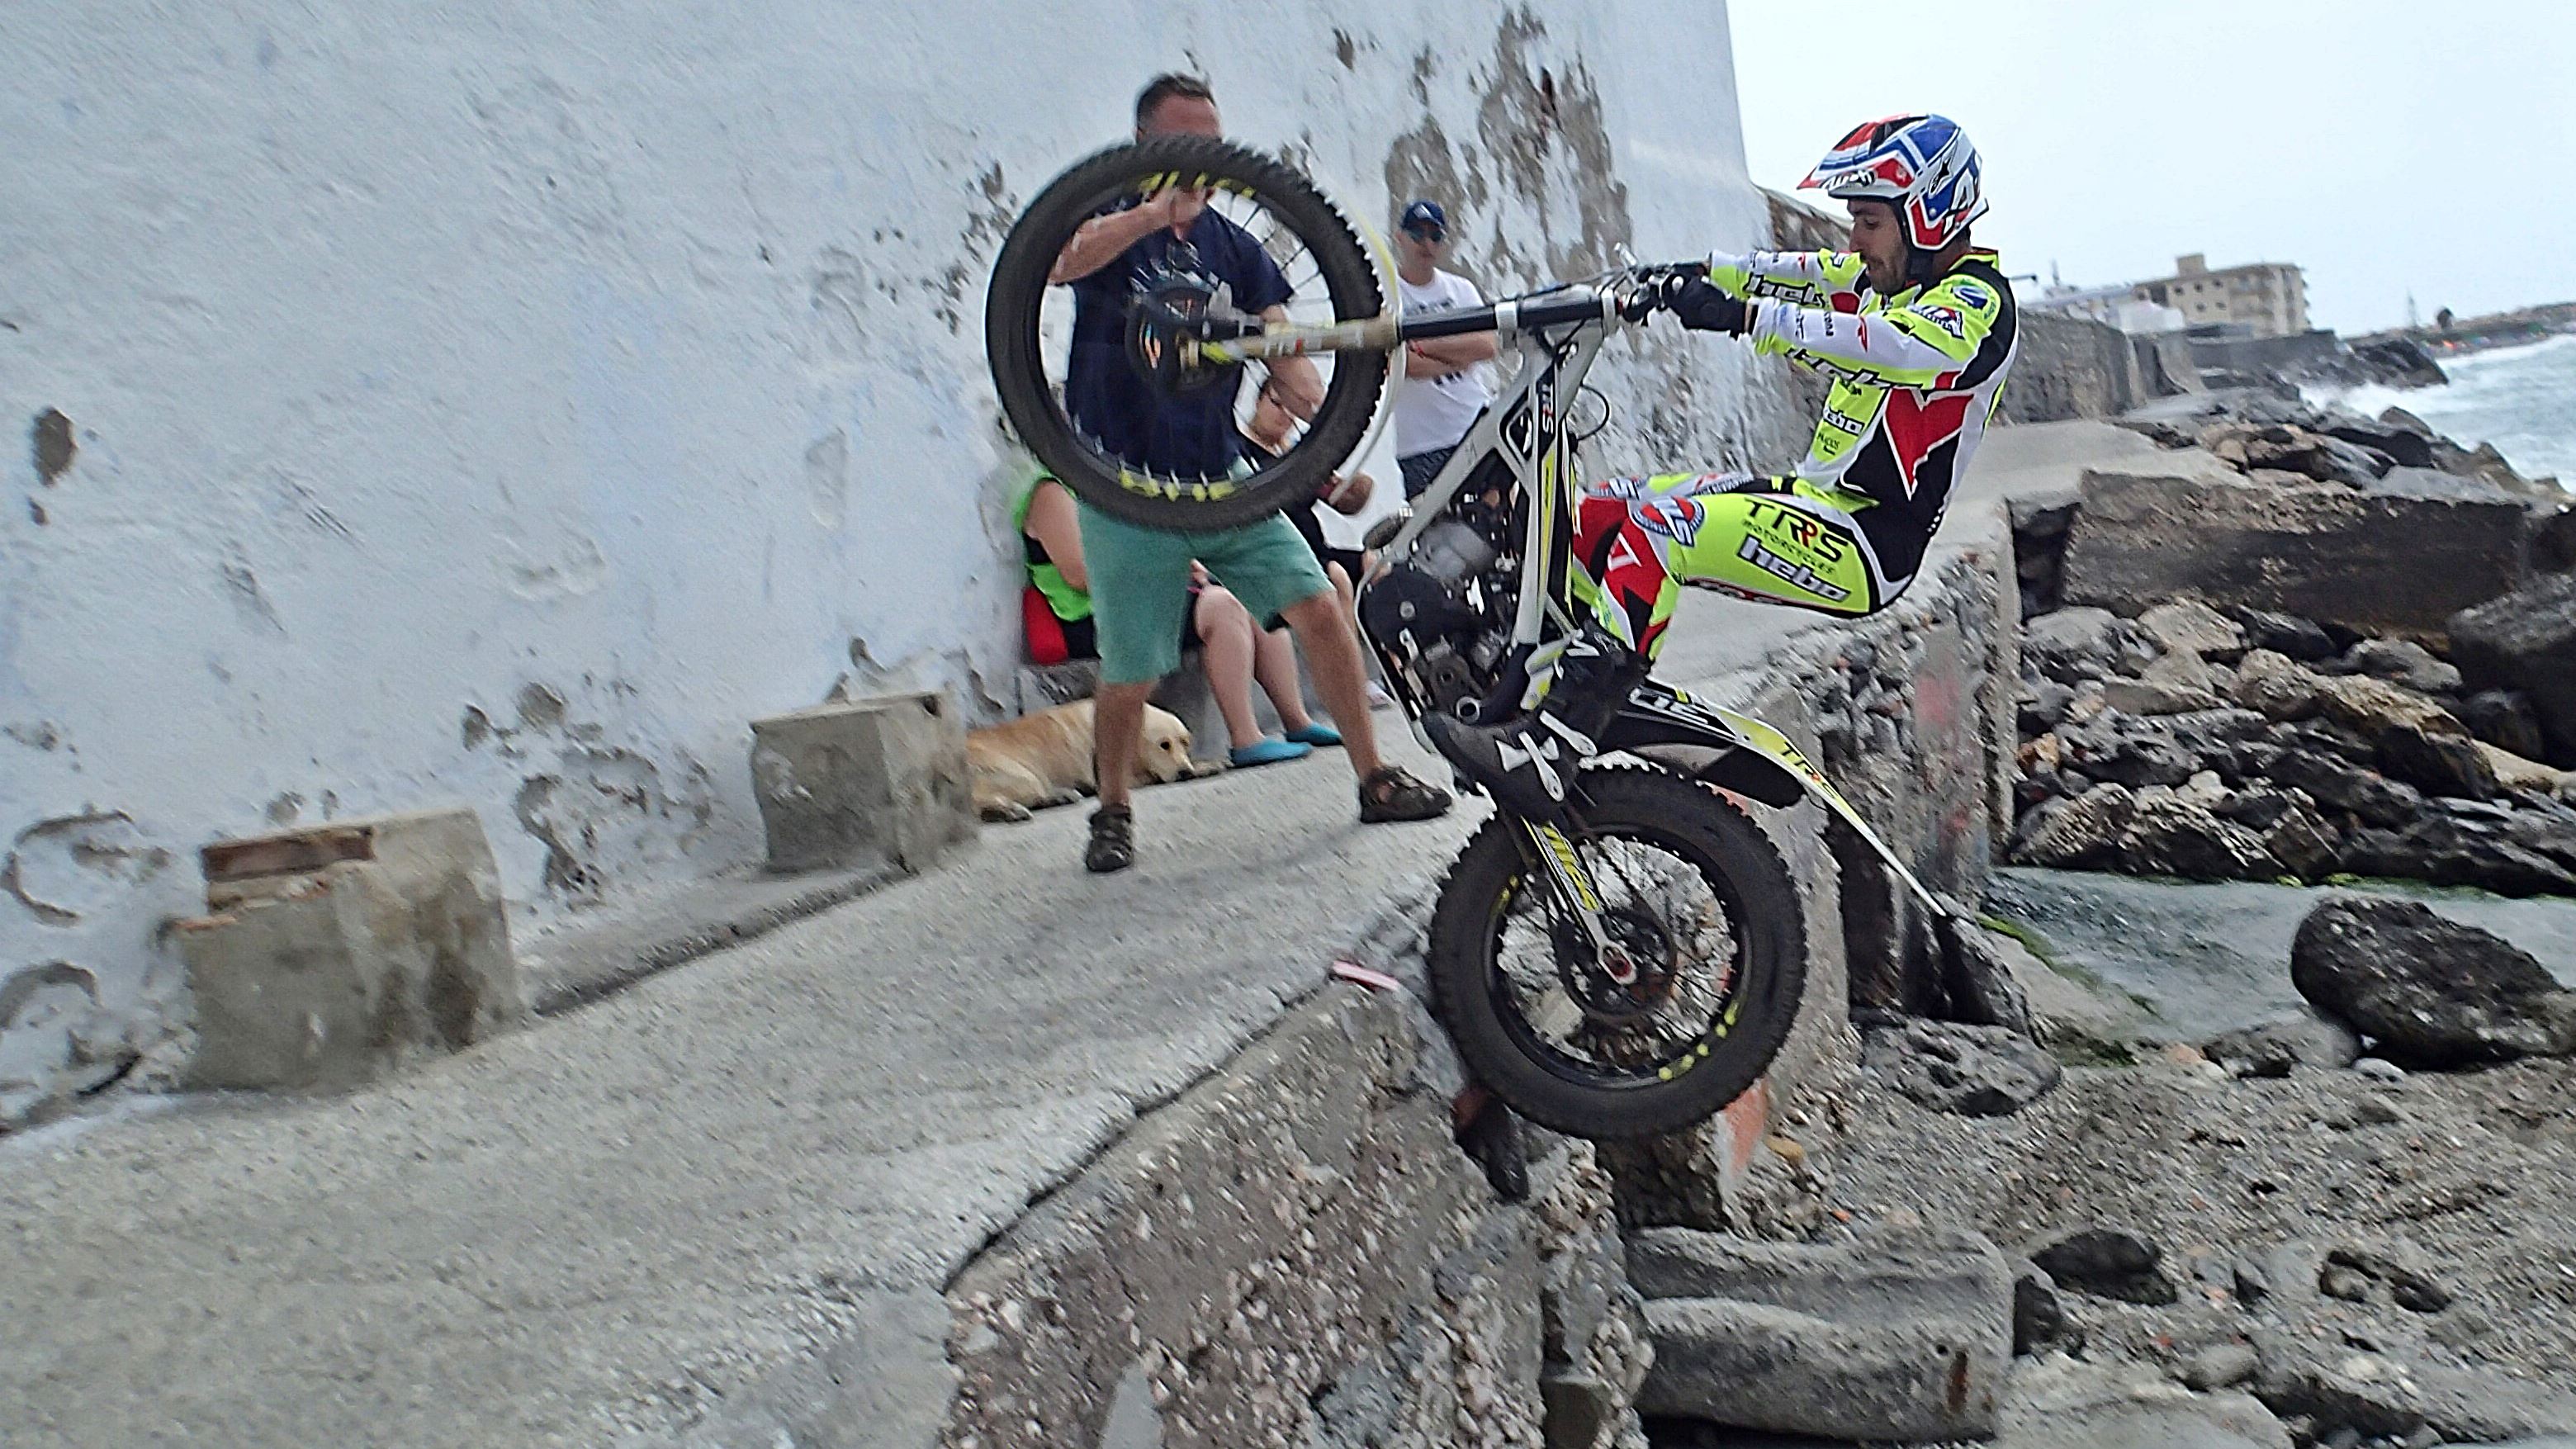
[1391,200,1500,500]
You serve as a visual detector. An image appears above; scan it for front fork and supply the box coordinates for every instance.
[1518,817,1637,987]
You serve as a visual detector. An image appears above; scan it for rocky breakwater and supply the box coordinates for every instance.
[1998,381,2576,900]
[2007,598,2576,896]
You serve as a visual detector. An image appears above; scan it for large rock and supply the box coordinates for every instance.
[2204,1010,2362,1077]
[2449,571,2576,766]
[2339,808,2576,897]
[2116,794,2276,881]
[2059,722,2199,789]
[2024,607,2126,684]
[2101,677,2224,717]
[1861,1019,2063,1116]
[2337,638,2461,694]
[1999,1357,2292,1449]
[2029,1227,2178,1305]
[2373,725,2499,800]
[2461,688,2549,760]
[2012,783,2138,869]
[2140,599,2247,660]
[2228,650,2325,721]
[2484,741,2574,796]
[1630,1228,2014,1443]
[2261,800,2342,879]
[2196,422,2389,487]
[2290,897,2576,1067]
[2309,673,2488,804]
[2261,752,2423,827]
[2252,1338,2576,1444]
[2230,608,2337,663]
[2321,413,2437,470]
[2061,469,2529,636]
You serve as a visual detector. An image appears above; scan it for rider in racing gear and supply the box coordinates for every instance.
[1428,114,2020,823]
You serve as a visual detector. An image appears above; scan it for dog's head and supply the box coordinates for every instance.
[1136,706,1197,784]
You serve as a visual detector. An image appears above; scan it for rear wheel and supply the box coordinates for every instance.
[1426,767,1809,1140]
[985,135,1390,533]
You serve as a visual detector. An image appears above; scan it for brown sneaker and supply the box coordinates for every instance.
[1084,804,1135,873]
[1357,766,1453,823]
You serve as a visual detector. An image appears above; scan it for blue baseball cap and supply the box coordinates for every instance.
[1399,199,1448,239]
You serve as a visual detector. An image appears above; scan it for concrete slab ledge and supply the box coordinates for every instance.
[519,862,908,1014]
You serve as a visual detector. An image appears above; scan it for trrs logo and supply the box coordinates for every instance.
[1744,498,1852,567]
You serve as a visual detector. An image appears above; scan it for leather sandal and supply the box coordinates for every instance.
[1084,804,1135,874]
[1357,766,1453,823]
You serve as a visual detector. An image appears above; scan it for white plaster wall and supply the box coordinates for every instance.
[0,1,1793,1118]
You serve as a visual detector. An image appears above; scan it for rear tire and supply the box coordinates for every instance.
[1426,767,1808,1140]
[985,135,1388,533]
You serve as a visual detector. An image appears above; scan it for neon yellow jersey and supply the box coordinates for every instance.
[1707,249,2020,575]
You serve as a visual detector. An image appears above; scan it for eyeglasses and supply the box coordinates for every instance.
[1403,226,1446,244]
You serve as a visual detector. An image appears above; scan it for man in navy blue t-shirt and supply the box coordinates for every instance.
[1061,188,1293,477]
[1041,73,1450,874]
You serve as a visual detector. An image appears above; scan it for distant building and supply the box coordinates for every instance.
[2030,281,2186,335]
[2133,253,2309,338]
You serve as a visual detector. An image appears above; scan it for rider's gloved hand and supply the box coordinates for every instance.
[1620,263,1704,321]
[1665,277,1750,335]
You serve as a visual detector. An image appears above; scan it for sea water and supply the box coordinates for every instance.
[2314,331,2576,489]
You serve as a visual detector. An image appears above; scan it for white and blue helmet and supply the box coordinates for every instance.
[1799,114,1988,253]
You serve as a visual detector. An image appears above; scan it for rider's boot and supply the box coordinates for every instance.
[1426,621,1647,824]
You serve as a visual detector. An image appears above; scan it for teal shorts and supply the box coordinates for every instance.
[1077,504,1332,685]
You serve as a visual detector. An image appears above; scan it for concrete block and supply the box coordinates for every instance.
[2450,571,2576,766]
[179,806,521,1091]
[1630,1226,2014,1442]
[748,692,973,875]
[2061,469,2529,637]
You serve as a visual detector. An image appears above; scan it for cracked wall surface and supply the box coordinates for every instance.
[0,2,1788,1124]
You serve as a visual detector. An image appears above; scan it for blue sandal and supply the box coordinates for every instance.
[1229,737,1314,769]
[1285,722,1342,748]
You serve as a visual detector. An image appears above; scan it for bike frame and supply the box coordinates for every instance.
[1234,288,1958,924]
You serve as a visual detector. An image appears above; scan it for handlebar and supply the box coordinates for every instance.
[1184,263,1703,367]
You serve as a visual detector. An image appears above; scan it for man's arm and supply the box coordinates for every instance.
[1708,249,1868,310]
[1259,304,1325,419]
[1405,334,1499,376]
[1023,479,1089,592]
[1049,192,1176,284]
[1743,276,2002,386]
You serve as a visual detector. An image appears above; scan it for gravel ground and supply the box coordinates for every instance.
[1788,1052,2576,1410]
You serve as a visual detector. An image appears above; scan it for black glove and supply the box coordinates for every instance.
[1665,277,1750,335]
[1619,264,1701,321]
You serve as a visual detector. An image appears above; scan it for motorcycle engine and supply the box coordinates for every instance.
[1360,500,1522,718]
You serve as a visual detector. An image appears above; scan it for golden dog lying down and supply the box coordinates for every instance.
[968,699,1220,822]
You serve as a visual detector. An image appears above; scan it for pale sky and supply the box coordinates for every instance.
[1729,1,2575,333]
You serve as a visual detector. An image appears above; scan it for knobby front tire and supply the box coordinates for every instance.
[985,135,1389,533]
[1426,768,1809,1141]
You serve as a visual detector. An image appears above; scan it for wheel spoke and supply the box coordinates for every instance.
[1489,823,1743,1084]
